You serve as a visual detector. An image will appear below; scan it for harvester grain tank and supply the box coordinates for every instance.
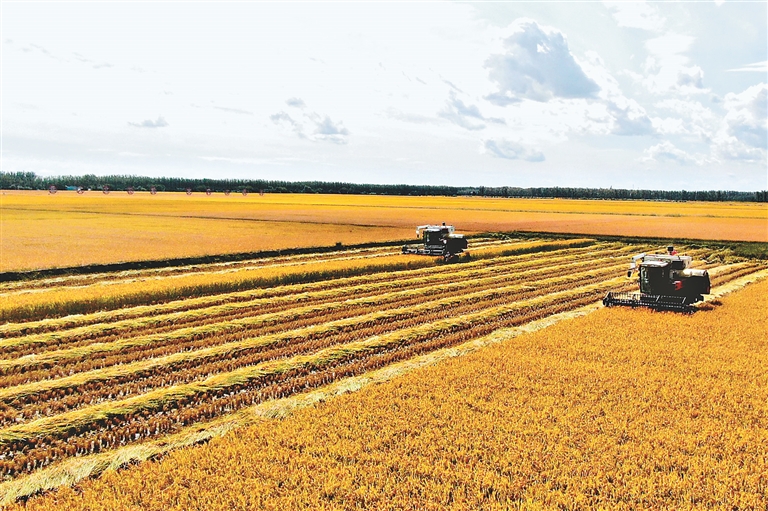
[402,224,468,262]
[603,247,710,312]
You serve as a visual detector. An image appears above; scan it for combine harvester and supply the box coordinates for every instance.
[603,246,711,312]
[402,224,468,262]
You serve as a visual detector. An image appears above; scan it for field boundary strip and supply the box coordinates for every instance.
[0,269,764,505]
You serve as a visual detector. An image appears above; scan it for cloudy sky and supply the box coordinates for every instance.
[3,1,766,190]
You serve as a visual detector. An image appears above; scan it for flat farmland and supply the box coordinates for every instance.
[13,274,767,511]
[1,191,767,508]
[0,233,765,506]
[2,191,766,271]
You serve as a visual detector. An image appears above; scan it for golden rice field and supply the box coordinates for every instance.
[0,232,765,508]
[2,190,766,271]
[15,275,765,511]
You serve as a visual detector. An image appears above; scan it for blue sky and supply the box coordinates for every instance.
[3,1,766,190]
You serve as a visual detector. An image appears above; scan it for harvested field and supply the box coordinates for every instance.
[0,236,764,506]
[61,276,755,510]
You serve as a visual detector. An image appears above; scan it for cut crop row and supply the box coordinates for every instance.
[0,276,631,477]
[707,262,764,287]
[3,256,728,423]
[0,240,607,340]
[0,245,612,349]
[0,247,634,362]
[0,262,628,395]
[0,240,600,337]
[0,265,632,426]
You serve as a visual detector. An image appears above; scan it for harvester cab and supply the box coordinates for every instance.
[604,249,710,312]
[402,224,468,262]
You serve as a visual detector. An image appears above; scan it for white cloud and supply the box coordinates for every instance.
[604,1,666,31]
[199,156,291,166]
[128,116,168,128]
[640,141,710,165]
[713,83,767,161]
[726,61,768,73]
[286,97,306,108]
[675,66,704,89]
[485,19,600,104]
[578,51,654,136]
[641,34,708,95]
[313,115,349,143]
[213,106,254,116]
[607,96,654,136]
[723,83,767,149]
[655,99,713,119]
[650,117,686,135]
[651,99,716,140]
[28,43,56,59]
[648,88,766,164]
[72,52,90,63]
[580,51,624,100]
[384,108,440,125]
[71,50,111,70]
[438,91,499,131]
[270,111,303,137]
[270,108,349,144]
[483,139,545,162]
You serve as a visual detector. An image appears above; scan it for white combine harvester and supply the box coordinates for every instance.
[401,224,468,262]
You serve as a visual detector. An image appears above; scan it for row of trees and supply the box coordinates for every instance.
[2,171,766,202]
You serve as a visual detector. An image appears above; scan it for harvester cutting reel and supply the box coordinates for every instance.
[603,249,711,313]
[402,224,468,262]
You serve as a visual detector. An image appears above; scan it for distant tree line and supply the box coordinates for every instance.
[2,171,766,202]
